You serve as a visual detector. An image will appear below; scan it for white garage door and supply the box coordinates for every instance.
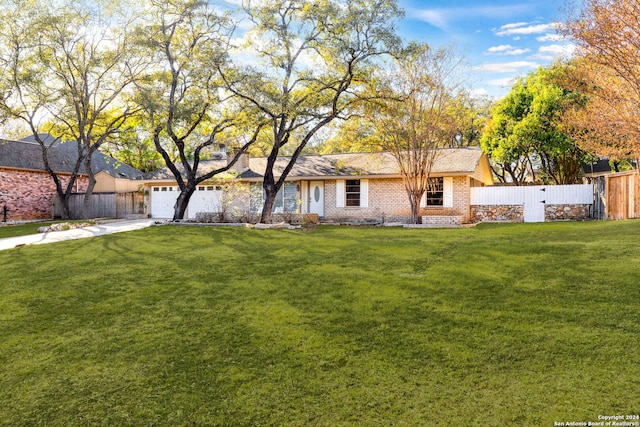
[150,185,223,219]
[187,185,223,219]
[150,186,178,218]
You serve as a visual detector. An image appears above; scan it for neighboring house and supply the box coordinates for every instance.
[0,135,144,221]
[145,148,494,225]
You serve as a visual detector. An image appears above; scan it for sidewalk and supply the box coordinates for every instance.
[0,219,158,251]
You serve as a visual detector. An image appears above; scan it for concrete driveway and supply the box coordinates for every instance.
[0,219,158,251]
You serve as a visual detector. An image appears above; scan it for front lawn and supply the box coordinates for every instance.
[0,222,639,426]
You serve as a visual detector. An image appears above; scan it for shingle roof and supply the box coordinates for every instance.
[145,147,487,181]
[0,135,144,179]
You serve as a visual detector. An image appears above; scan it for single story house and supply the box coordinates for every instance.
[145,148,494,225]
[0,134,145,221]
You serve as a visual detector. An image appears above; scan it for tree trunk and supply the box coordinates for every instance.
[58,191,71,220]
[173,184,197,221]
[259,151,281,224]
[82,158,97,219]
[407,189,424,224]
[259,182,279,224]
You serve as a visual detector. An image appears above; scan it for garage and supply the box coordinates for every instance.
[187,185,223,219]
[150,185,222,219]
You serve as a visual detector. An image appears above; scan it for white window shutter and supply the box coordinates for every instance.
[420,191,426,208]
[443,177,453,208]
[301,182,309,213]
[336,180,345,208]
[360,179,368,208]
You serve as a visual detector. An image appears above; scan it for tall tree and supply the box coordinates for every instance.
[368,43,463,224]
[134,0,264,220]
[481,64,589,185]
[562,0,640,165]
[0,0,146,218]
[221,0,402,223]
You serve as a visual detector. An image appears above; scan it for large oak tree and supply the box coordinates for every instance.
[134,0,264,220]
[0,0,146,218]
[221,0,402,223]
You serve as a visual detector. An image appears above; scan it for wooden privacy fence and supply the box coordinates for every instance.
[470,184,593,223]
[591,171,640,220]
[53,192,146,219]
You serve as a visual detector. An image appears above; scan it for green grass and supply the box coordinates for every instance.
[1,221,639,426]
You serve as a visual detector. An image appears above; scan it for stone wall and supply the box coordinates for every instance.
[545,204,591,221]
[471,204,592,223]
[470,205,524,222]
[0,168,88,221]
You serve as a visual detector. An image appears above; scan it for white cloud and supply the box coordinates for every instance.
[499,22,529,30]
[473,61,540,73]
[530,44,576,60]
[413,9,450,31]
[408,5,532,31]
[539,44,574,55]
[488,76,519,88]
[495,22,559,37]
[470,87,489,97]
[486,45,530,56]
[537,34,566,42]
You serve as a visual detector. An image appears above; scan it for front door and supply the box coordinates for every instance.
[308,181,324,217]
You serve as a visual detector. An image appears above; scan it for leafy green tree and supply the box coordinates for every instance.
[0,0,146,218]
[481,64,589,185]
[133,0,264,220]
[221,0,402,223]
[101,118,164,173]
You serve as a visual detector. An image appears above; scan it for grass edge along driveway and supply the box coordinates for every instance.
[0,221,639,426]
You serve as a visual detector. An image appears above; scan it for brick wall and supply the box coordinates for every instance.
[471,204,591,223]
[0,168,88,221]
[421,176,471,222]
[324,177,471,223]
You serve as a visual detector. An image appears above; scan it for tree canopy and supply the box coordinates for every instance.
[481,64,590,185]
[561,0,640,164]
[364,43,465,223]
[0,0,146,218]
[133,0,264,220]
[221,0,402,223]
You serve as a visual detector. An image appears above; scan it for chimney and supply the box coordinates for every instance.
[227,149,249,170]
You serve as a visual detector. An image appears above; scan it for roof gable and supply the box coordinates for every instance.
[0,135,144,179]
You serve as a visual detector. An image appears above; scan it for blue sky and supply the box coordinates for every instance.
[397,0,574,98]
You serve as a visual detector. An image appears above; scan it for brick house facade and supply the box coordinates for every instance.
[147,148,494,224]
[1,135,144,221]
[0,168,88,221]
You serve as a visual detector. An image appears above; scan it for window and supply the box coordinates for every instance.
[346,179,361,207]
[426,177,444,206]
[250,182,299,213]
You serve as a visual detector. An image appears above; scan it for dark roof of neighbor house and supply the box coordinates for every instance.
[0,134,145,179]
[146,147,488,182]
